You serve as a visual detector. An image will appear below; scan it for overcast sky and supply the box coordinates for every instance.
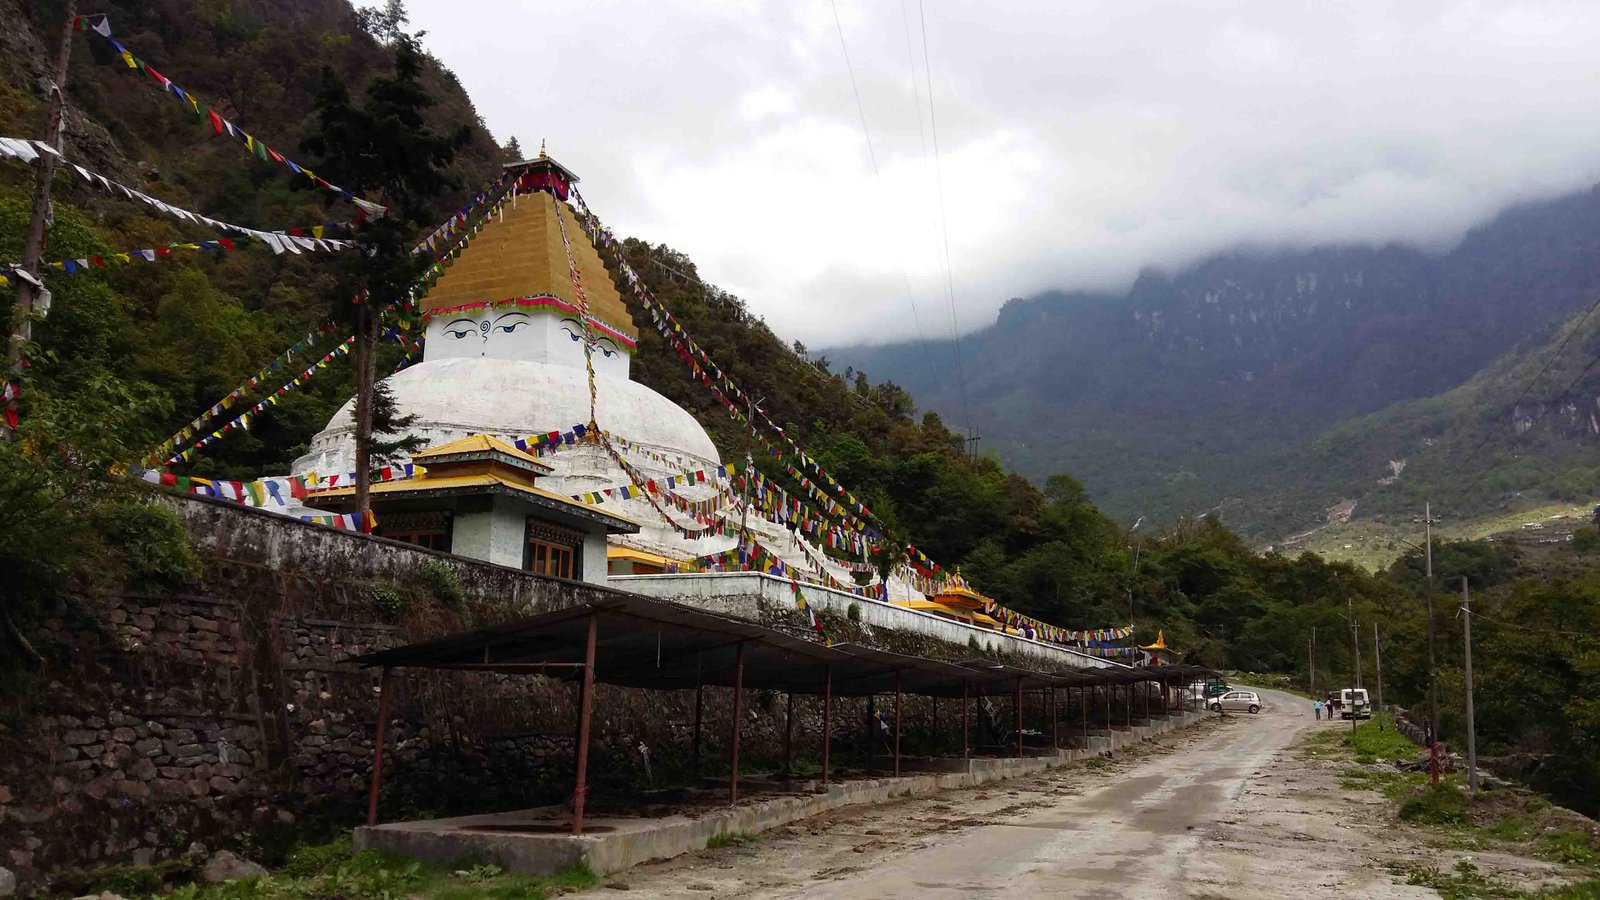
[407,1,1600,346]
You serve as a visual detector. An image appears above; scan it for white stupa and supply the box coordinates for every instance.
[290,153,886,594]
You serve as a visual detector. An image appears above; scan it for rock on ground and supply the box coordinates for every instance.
[199,851,269,884]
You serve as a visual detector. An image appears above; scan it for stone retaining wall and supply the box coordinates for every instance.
[0,495,1139,894]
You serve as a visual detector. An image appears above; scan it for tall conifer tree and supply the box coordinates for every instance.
[303,34,468,526]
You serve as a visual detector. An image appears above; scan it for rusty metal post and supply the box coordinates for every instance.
[571,614,598,835]
[692,681,703,783]
[730,642,746,805]
[1014,677,1024,758]
[893,669,903,777]
[961,681,970,758]
[1105,683,1112,728]
[1126,680,1132,725]
[821,664,832,787]
[864,696,876,775]
[783,690,794,779]
[1081,685,1087,742]
[366,666,394,827]
[1051,686,1059,749]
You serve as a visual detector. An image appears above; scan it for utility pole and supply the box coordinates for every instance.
[1308,627,1316,696]
[1373,623,1385,731]
[1425,502,1440,786]
[965,428,981,465]
[1348,597,1358,736]
[4,0,77,439]
[1462,576,1478,794]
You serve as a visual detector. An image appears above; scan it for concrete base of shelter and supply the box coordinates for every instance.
[354,709,1209,877]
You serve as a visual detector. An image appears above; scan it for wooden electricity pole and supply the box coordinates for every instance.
[4,1,77,437]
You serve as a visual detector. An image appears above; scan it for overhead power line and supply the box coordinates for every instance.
[827,0,931,359]
[917,0,975,440]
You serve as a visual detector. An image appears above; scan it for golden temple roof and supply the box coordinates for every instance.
[413,434,549,470]
[421,190,638,340]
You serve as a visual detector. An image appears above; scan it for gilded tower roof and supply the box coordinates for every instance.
[421,188,638,341]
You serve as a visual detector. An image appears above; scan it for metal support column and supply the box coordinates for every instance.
[571,614,598,835]
[821,664,832,786]
[1015,677,1024,758]
[730,641,746,805]
[1051,687,1059,748]
[783,691,794,778]
[961,681,970,758]
[692,681,703,783]
[366,666,394,827]
[893,669,903,777]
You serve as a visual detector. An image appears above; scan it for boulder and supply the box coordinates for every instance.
[199,851,269,884]
[0,866,14,897]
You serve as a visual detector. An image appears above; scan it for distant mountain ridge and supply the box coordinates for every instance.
[827,185,1600,541]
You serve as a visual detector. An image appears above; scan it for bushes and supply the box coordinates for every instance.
[419,561,464,606]
[87,499,202,586]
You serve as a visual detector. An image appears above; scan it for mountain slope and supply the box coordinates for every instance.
[829,186,1600,541]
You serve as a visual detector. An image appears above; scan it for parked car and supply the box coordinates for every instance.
[1339,687,1371,720]
[1209,690,1262,714]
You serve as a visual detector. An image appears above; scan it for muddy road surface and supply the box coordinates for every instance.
[581,687,1446,898]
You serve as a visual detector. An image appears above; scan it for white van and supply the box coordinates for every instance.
[1339,687,1371,720]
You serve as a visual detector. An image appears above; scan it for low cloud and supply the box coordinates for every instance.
[411,0,1600,344]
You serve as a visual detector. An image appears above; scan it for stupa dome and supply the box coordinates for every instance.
[291,357,719,478]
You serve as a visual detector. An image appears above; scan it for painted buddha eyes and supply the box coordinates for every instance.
[493,312,532,334]
[559,318,620,358]
[443,318,477,340]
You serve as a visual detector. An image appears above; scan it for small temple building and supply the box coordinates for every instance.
[303,434,637,580]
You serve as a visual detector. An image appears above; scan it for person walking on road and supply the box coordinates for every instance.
[1313,699,1322,720]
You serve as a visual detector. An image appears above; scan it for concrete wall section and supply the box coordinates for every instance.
[614,572,1128,672]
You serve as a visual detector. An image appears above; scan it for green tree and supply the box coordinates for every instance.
[303,34,469,525]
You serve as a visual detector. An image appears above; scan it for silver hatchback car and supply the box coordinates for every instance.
[1209,690,1262,714]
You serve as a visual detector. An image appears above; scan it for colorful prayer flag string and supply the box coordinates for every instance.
[74,15,385,218]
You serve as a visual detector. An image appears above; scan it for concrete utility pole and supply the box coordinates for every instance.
[1425,502,1440,786]
[1349,597,1362,688]
[1373,623,1385,731]
[4,0,77,438]
[1462,577,1478,794]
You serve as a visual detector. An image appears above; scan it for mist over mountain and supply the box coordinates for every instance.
[827,185,1600,541]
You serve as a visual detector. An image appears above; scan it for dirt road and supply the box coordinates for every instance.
[580,688,1453,898]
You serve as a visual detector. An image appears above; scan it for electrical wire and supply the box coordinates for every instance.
[1462,607,1595,640]
[917,0,976,442]
[827,0,934,376]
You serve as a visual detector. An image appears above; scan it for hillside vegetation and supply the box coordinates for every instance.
[829,189,1600,546]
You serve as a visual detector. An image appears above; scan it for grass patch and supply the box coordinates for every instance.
[1392,860,1600,899]
[1544,830,1600,867]
[1083,756,1112,770]
[1391,859,1529,899]
[1341,766,1429,801]
[150,837,597,900]
[1399,784,1472,827]
[705,830,754,850]
[1344,714,1418,764]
